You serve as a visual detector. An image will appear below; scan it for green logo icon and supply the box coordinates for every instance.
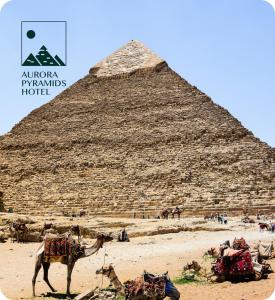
[21,21,67,67]
[23,45,65,66]
[26,30,35,39]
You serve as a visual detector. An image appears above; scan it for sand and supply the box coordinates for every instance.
[0,217,274,300]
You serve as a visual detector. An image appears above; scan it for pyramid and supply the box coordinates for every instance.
[22,53,41,66]
[36,45,59,66]
[1,40,274,216]
[54,55,66,66]
[22,46,65,67]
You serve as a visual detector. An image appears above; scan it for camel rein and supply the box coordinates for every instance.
[100,245,107,288]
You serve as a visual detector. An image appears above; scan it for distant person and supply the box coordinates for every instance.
[223,215,228,225]
[118,229,130,242]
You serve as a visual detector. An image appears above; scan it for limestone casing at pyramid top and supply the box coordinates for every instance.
[89,40,165,77]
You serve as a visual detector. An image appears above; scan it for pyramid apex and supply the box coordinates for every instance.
[90,40,165,77]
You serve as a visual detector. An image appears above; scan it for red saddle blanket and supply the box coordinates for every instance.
[44,237,67,257]
[215,249,254,276]
[44,236,84,258]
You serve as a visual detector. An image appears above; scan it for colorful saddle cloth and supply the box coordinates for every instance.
[125,273,166,299]
[44,236,67,257]
[44,234,84,258]
[215,249,254,276]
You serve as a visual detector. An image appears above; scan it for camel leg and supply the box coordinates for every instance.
[66,258,75,297]
[10,231,13,243]
[42,261,56,292]
[32,255,42,297]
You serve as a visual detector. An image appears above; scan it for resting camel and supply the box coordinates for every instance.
[32,233,113,297]
[9,222,28,243]
[96,265,172,300]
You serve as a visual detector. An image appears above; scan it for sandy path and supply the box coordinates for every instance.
[0,227,274,300]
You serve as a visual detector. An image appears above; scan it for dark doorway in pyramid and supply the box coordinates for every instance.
[22,45,65,66]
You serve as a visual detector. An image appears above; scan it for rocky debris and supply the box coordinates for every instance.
[0,213,256,242]
[0,40,274,216]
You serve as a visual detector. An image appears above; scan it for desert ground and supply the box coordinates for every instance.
[0,214,274,300]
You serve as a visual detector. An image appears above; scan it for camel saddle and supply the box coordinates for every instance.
[214,249,254,277]
[125,271,166,299]
[44,234,84,259]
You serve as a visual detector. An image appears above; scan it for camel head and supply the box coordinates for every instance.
[96,264,114,276]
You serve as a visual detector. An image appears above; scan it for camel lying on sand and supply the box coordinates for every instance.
[96,264,180,300]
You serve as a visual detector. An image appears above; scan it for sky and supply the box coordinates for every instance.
[0,0,274,146]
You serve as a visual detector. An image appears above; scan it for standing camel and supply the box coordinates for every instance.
[32,233,113,297]
[171,207,182,220]
[161,208,171,219]
[9,222,28,243]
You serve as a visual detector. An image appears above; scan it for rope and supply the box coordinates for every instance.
[100,244,107,289]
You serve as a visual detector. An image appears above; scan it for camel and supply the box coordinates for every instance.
[259,222,271,232]
[9,222,28,243]
[96,265,125,296]
[242,217,255,224]
[161,208,171,220]
[171,207,181,220]
[32,233,113,297]
[96,265,162,300]
[204,213,215,221]
[96,265,180,300]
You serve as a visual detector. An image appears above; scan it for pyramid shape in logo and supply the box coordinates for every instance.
[22,45,65,66]
[1,40,274,215]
